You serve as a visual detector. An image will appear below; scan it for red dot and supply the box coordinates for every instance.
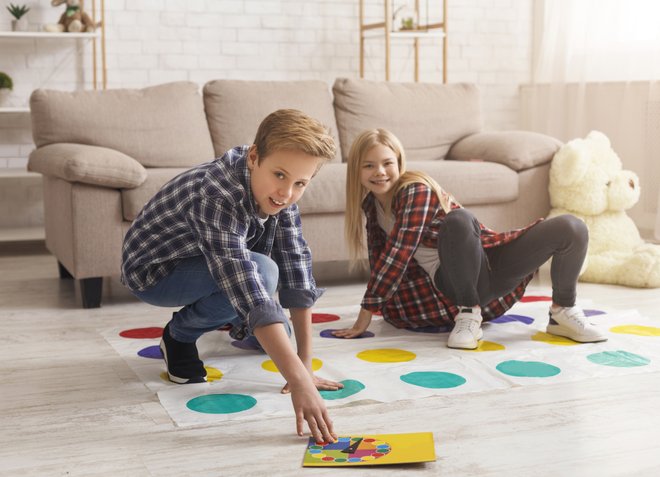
[119,327,163,339]
[312,313,341,323]
[363,438,376,442]
[373,453,384,457]
[322,457,335,461]
[520,295,552,302]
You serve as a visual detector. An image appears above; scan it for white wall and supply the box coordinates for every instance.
[0,0,534,170]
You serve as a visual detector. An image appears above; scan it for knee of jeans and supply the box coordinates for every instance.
[251,253,279,296]
[557,214,589,245]
[443,208,479,236]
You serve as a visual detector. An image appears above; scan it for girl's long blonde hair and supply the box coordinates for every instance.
[345,128,454,265]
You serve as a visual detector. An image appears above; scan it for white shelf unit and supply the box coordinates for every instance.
[360,0,447,82]
[0,0,106,113]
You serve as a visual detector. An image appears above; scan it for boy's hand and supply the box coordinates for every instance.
[281,374,344,394]
[289,380,338,444]
[332,307,373,339]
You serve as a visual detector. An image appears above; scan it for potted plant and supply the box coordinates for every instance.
[0,71,13,106]
[6,3,30,32]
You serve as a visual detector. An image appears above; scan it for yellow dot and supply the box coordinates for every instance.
[160,371,169,382]
[362,455,376,461]
[311,453,325,459]
[463,340,506,352]
[531,331,580,346]
[205,366,223,382]
[262,358,323,373]
[372,441,386,446]
[356,348,416,363]
[610,325,660,337]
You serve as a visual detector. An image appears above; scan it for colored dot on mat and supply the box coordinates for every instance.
[356,348,416,363]
[462,340,506,352]
[311,453,325,459]
[322,457,335,461]
[319,379,366,400]
[490,314,534,325]
[531,331,580,346]
[137,345,163,359]
[496,360,561,378]
[348,458,362,462]
[362,456,376,461]
[312,313,341,323]
[400,371,466,389]
[186,393,257,414]
[334,458,347,462]
[587,350,650,367]
[320,329,375,339]
[406,325,452,333]
[119,327,163,339]
[262,357,322,372]
[205,366,223,382]
[520,295,552,302]
[610,325,660,337]
[584,309,606,317]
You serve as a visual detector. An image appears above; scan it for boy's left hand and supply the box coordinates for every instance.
[281,374,344,394]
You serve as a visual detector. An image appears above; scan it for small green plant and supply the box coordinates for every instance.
[6,3,30,20]
[0,72,14,90]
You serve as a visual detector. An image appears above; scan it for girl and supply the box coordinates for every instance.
[333,129,607,349]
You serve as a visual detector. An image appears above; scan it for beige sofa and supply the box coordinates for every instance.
[27,78,561,308]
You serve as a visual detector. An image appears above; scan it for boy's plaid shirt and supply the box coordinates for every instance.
[360,183,541,328]
[121,146,322,338]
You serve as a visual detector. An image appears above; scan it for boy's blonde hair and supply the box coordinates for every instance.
[345,128,454,265]
[253,109,336,163]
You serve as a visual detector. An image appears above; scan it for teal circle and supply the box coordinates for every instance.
[496,360,561,378]
[319,379,365,400]
[400,371,466,389]
[186,393,257,414]
[587,350,650,367]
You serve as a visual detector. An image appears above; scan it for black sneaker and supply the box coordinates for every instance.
[159,322,207,384]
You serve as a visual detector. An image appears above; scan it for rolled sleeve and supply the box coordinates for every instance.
[279,287,325,309]
[247,300,289,334]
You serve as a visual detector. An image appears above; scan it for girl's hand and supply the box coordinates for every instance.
[282,374,344,394]
[289,380,337,444]
[332,308,373,339]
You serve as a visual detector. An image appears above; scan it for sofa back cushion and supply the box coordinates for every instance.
[333,78,482,162]
[30,82,215,168]
[203,80,342,163]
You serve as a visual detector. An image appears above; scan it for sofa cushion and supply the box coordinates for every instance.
[203,80,342,162]
[409,160,519,206]
[447,130,562,172]
[30,82,215,168]
[296,163,347,214]
[121,168,188,221]
[28,143,147,189]
[333,78,482,162]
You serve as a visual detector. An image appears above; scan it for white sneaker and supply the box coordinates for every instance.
[547,306,608,343]
[448,308,483,350]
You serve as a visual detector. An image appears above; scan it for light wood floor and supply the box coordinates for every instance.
[1,249,660,477]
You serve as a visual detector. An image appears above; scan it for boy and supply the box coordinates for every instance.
[121,109,340,443]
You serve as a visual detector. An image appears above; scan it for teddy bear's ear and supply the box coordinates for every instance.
[586,130,611,148]
[550,138,590,187]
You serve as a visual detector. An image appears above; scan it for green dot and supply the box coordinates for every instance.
[496,360,560,378]
[587,350,650,367]
[186,393,257,414]
[319,379,366,400]
[400,371,466,389]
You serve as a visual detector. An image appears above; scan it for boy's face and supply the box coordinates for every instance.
[247,146,323,217]
[360,143,401,205]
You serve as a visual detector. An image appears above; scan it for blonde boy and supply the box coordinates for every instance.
[121,109,340,443]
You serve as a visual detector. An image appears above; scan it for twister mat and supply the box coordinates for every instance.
[102,288,660,428]
[302,432,436,466]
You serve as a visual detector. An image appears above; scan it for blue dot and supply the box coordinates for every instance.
[496,360,560,378]
[137,345,163,359]
[491,314,534,325]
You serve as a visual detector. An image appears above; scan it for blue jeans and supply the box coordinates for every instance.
[131,252,284,343]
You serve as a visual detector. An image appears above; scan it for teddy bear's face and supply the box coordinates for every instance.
[549,131,641,216]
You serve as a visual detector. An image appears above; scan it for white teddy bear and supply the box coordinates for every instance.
[548,130,660,288]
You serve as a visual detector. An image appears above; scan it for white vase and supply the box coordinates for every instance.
[11,18,29,32]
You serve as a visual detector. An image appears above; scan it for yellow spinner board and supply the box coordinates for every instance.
[302,432,436,467]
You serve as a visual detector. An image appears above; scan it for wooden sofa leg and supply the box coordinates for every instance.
[80,277,103,308]
[58,261,73,279]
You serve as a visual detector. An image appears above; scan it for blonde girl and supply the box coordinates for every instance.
[333,129,607,349]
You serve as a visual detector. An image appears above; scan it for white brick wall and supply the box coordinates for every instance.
[0,0,533,171]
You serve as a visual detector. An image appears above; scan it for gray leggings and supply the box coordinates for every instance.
[433,209,588,308]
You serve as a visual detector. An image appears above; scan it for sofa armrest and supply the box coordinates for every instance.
[28,143,147,189]
[447,130,562,172]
